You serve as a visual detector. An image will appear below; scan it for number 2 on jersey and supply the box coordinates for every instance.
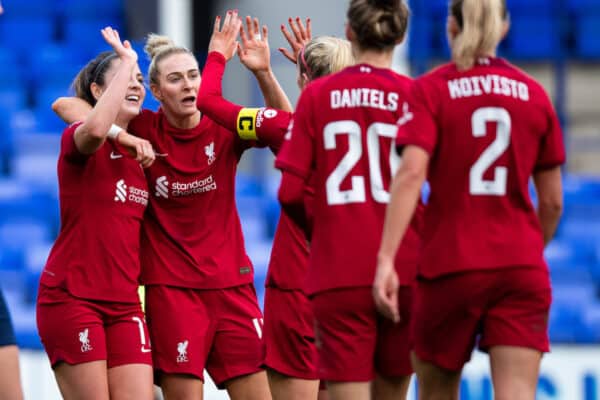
[324,121,400,205]
[469,107,511,196]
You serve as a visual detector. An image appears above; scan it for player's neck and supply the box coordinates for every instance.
[354,49,393,70]
[164,109,201,130]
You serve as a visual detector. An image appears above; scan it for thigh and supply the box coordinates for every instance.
[263,288,318,380]
[480,268,551,353]
[489,346,542,400]
[0,289,16,346]
[206,284,266,389]
[54,360,109,400]
[411,274,487,372]
[145,285,213,380]
[36,286,107,367]
[105,304,153,368]
[375,285,413,378]
[311,287,376,382]
[108,363,154,400]
[0,345,23,400]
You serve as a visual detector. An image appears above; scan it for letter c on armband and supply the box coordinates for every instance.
[237,108,260,140]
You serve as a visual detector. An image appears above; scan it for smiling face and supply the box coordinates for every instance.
[150,52,201,120]
[93,59,146,124]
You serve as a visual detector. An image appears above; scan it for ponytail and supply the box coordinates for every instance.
[451,0,506,70]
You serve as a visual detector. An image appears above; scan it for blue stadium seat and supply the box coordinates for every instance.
[60,0,124,20]
[506,16,561,59]
[27,43,89,86]
[0,18,55,54]
[64,20,124,50]
[574,15,600,59]
[0,86,27,113]
[2,0,56,17]
[0,46,24,86]
[34,85,72,133]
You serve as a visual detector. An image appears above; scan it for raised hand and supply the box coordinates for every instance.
[208,10,242,61]
[278,17,312,64]
[101,27,137,63]
[238,16,270,74]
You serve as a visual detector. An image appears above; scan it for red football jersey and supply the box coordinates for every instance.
[396,57,566,278]
[276,64,422,295]
[197,51,313,290]
[128,109,259,289]
[41,123,149,302]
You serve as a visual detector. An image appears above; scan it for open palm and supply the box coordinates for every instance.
[238,16,270,74]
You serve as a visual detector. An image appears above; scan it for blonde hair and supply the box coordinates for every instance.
[450,0,507,70]
[347,0,410,51]
[297,36,354,80]
[144,33,194,85]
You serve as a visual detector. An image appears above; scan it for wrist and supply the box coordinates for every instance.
[107,124,124,140]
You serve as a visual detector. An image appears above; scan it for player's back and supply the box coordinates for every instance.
[398,57,565,278]
[303,64,417,294]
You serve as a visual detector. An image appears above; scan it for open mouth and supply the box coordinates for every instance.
[126,94,140,104]
[182,95,196,106]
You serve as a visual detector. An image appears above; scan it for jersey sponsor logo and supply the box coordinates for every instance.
[114,179,127,202]
[177,340,189,363]
[110,151,123,159]
[155,176,169,199]
[79,328,93,353]
[205,141,216,165]
[114,179,149,205]
[397,102,414,126]
[237,108,260,140]
[155,175,218,198]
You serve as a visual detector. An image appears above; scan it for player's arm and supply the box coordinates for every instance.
[238,15,292,112]
[53,96,91,124]
[278,171,311,238]
[374,145,429,322]
[73,27,138,154]
[533,166,563,245]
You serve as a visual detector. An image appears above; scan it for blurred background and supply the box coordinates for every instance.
[0,0,598,398]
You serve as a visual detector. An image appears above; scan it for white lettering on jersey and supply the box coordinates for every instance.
[448,75,530,101]
[331,88,399,112]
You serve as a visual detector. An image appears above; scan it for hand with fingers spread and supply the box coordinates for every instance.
[278,17,312,64]
[208,10,242,61]
[238,16,271,74]
[117,132,156,168]
[373,258,400,323]
[101,26,137,64]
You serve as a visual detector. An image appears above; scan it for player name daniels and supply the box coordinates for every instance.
[330,88,400,112]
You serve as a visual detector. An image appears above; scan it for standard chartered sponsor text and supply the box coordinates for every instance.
[129,186,149,205]
[172,175,217,197]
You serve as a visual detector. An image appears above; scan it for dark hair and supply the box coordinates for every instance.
[347,0,410,51]
[450,0,508,70]
[71,51,118,106]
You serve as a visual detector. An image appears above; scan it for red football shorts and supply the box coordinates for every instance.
[263,287,318,380]
[36,285,152,368]
[311,286,413,382]
[145,284,265,388]
[411,267,551,371]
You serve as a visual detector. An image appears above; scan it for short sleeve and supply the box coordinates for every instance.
[535,96,566,171]
[274,89,315,180]
[61,122,87,163]
[395,79,438,155]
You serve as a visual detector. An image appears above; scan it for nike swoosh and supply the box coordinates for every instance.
[110,152,123,159]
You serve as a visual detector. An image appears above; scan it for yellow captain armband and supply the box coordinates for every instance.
[237,108,261,140]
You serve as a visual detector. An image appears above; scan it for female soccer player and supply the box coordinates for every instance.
[276,1,422,399]
[37,27,155,400]
[197,15,353,400]
[53,11,272,400]
[373,0,564,399]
